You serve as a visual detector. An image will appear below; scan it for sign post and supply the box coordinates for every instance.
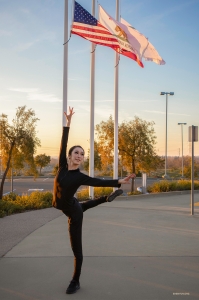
[142,173,147,194]
[188,126,198,215]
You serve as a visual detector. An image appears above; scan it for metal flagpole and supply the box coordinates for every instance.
[89,0,95,199]
[113,0,119,184]
[191,126,194,216]
[63,0,68,125]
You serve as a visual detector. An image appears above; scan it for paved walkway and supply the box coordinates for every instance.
[0,193,199,300]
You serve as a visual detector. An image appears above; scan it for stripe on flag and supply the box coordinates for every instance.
[71,1,120,51]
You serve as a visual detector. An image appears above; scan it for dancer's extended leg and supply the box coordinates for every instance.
[80,189,123,212]
[80,196,107,212]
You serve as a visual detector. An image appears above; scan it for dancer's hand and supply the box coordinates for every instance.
[118,173,136,184]
[64,107,75,127]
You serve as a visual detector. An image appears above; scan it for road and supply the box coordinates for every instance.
[2,177,160,196]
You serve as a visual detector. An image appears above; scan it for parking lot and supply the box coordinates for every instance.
[2,177,159,196]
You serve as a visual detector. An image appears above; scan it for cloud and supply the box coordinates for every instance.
[9,88,38,93]
[19,8,30,14]
[69,47,90,55]
[95,99,157,103]
[96,100,113,103]
[27,92,61,103]
[68,77,88,81]
[68,99,89,102]
[14,31,56,52]
[8,87,61,103]
[121,99,158,103]
[144,110,190,116]
[0,29,12,37]
[15,38,45,51]
[142,0,198,27]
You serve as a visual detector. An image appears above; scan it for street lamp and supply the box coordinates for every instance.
[178,122,187,177]
[160,92,174,178]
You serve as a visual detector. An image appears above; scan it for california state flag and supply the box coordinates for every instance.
[98,5,165,67]
[121,18,165,65]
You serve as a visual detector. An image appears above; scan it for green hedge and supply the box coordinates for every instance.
[0,191,52,218]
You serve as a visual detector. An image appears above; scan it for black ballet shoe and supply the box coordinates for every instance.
[106,189,123,202]
[66,280,80,294]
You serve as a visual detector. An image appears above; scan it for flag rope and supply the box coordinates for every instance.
[115,53,120,68]
[91,44,97,53]
[63,36,71,45]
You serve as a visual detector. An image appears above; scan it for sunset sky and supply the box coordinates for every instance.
[1,0,199,158]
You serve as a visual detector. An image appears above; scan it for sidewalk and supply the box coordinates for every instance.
[0,193,199,300]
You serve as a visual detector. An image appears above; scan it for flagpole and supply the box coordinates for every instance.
[89,0,95,199]
[63,0,68,125]
[114,0,119,184]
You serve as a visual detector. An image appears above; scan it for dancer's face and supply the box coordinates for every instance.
[69,147,84,167]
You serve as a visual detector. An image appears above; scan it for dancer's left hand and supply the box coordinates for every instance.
[118,173,136,184]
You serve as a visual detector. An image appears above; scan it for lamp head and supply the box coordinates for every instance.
[160,92,165,95]
[169,92,174,96]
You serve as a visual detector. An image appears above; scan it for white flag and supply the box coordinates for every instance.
[99,5,165,67]
[99,5,144,67]
[121,18,165,65]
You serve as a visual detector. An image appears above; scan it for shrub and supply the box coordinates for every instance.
[0,191,52,218]
[147,180,199,193]
[127,191,142,195]
[77,187,113,201]
[0,200,23,218]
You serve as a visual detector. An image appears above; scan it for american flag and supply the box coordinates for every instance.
[71,1,120,51]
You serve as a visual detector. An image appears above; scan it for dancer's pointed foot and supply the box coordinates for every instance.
[66,280,80,294]
[106,189,123,202]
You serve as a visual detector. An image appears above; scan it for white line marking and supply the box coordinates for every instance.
[43,178,49,181]
[28,189,44,191]
[3,189,16,196]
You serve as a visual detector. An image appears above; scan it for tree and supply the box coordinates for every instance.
[119,117,161,191]
[0,106,40,199]
[35,154,51,175]
[83,141,102,172]
[95,115,161,192]
[95,116,114,174]
[183,156,199,178]
[52,164,58,176]
[12,150,25,175]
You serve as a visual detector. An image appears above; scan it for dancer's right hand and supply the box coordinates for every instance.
[64,107,75,127]
[118,173,136,184]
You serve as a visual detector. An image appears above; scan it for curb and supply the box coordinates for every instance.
[118,190,199,200]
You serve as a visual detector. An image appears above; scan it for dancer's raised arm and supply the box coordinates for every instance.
[58,107,75,168]
[64,106,75,127]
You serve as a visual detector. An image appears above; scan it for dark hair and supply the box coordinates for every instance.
[68,145,84,156]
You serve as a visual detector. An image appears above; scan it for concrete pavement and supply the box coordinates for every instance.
[0,193,199,300]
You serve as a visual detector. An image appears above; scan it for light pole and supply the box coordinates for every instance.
[178,123,187,178]
[160,92,174,178]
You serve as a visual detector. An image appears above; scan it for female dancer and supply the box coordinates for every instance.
[53,107,136,294]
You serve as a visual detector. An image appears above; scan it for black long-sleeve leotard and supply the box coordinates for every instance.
[53,127,120,210]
